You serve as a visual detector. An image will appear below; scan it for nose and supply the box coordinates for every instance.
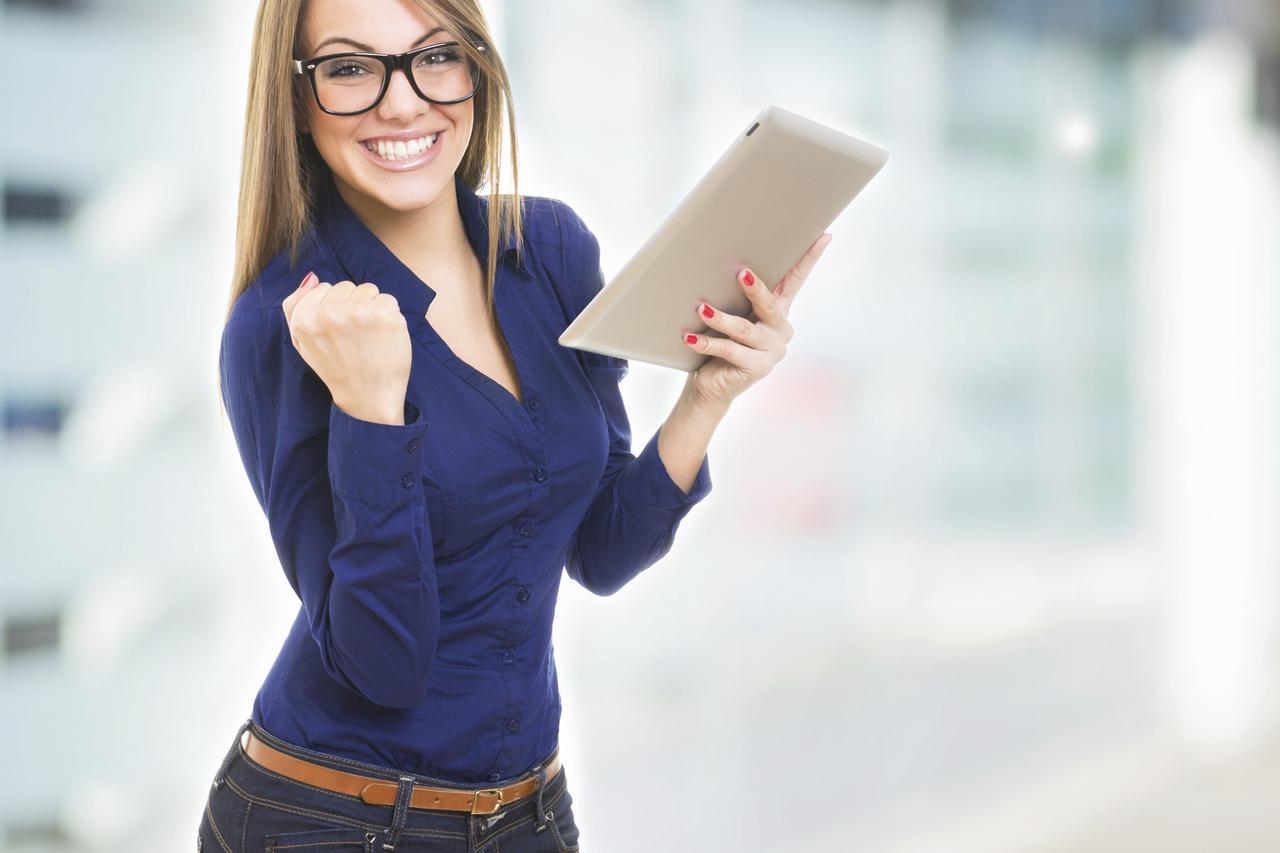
[376,63,432,122]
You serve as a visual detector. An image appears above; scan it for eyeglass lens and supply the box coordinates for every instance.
[312,43,478,113]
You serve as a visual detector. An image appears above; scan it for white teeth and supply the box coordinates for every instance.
[363,133,439,161]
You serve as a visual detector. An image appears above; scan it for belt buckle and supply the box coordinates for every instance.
[471,787,504,815]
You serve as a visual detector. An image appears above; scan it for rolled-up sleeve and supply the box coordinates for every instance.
[556,205,713,596]
[219,307,440,708]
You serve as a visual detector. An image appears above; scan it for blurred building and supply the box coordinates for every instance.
[3,0,1279,851]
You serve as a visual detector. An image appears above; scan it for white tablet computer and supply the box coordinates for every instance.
[557,104,888,371]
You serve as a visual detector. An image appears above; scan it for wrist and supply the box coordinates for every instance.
[334,395,406,426]
[677,378,731,423]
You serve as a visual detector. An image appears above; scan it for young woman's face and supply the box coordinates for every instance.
[296,0,474,214]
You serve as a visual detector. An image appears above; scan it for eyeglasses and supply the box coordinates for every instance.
[293,38,487,116]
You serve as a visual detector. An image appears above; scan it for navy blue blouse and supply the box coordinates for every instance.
[218,170,713,785]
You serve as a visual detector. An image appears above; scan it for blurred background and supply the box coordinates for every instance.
[4,0,1280,850]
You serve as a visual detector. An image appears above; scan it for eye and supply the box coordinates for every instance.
[415,47,463,68]
[319,58,378,80]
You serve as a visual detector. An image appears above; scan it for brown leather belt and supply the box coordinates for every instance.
[240,729,561,816]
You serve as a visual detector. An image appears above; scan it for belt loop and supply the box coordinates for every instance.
[533,762,550,833]
[379,774,416,851]
[213,717,253,789]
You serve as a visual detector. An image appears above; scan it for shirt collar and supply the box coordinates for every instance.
[314,170,522,317]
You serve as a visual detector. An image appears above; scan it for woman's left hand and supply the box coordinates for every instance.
[682,231,834,410]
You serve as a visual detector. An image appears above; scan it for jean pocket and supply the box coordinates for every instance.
[540,781,580,853]
[264,825,377,851]
[200,778,250,852]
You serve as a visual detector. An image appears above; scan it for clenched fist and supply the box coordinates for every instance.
[283,271,412,425]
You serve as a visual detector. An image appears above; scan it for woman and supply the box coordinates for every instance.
[201,0,832,850]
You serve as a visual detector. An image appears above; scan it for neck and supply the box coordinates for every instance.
[335,175,476,285]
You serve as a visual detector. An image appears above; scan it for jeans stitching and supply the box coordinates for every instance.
[232,721,566,846]
[204,800,234,853]
[223,774,383,833]
[483,773,567,847]
[547,812,578,853]
[372,826,468,841]
[241,801,252,852]
[543,776,576,853]
[236,744,373,803]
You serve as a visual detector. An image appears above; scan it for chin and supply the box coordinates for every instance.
[342,162,454,213]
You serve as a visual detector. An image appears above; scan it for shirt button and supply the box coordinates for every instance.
[500,649,515,665]
[518,523,534,537]
[528,396,542,411]
[487,771,502,783]
[401,473,415,489]
[533,466,547,482]
[506,718,521,733]
[516,587,530,603]
[406,438,420,453]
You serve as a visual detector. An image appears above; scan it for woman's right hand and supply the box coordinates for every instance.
[282,271,413,424]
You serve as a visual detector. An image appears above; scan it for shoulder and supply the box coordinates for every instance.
[226,226,343,329]
[222,228,343,380]
[516,195,601,299]
[495,192,598,258]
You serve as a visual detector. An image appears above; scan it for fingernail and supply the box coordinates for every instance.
[684,333,699,345]
[298,271,315,290]
[740,269,755,287]
[700,303,714,319]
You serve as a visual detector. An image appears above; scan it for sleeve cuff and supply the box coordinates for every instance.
[621,428,713,528]
[328,398,431,505]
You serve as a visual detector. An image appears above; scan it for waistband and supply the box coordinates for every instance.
[238,719,562,816]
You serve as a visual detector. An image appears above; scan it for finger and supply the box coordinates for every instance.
[353,281,382,301]
[318,279,356,305]
[774,232,833,301]
[682,330,772,371]
[282,270,318,327]
[696,301,775,349]
[735,265,787,325]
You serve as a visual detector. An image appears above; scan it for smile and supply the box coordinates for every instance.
[361,132,440,160]
[358,131,444,171]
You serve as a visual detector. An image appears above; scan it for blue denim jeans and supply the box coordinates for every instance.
[197,718,581,852]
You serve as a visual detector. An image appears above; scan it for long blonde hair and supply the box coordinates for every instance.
[219,0,523,405]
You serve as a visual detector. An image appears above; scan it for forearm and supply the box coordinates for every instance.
[657,372,732,495]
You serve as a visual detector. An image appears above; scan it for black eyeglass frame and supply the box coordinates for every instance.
[293,38,488,116]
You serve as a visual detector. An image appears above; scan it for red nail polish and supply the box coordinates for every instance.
[742,270,755,286]
[685,334,698,345]
[700,304,714,319]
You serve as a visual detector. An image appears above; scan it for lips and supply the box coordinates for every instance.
[357,129,445,171]
[359,128,448,143]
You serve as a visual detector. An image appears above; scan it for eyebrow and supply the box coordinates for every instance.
[314,26,446,54]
